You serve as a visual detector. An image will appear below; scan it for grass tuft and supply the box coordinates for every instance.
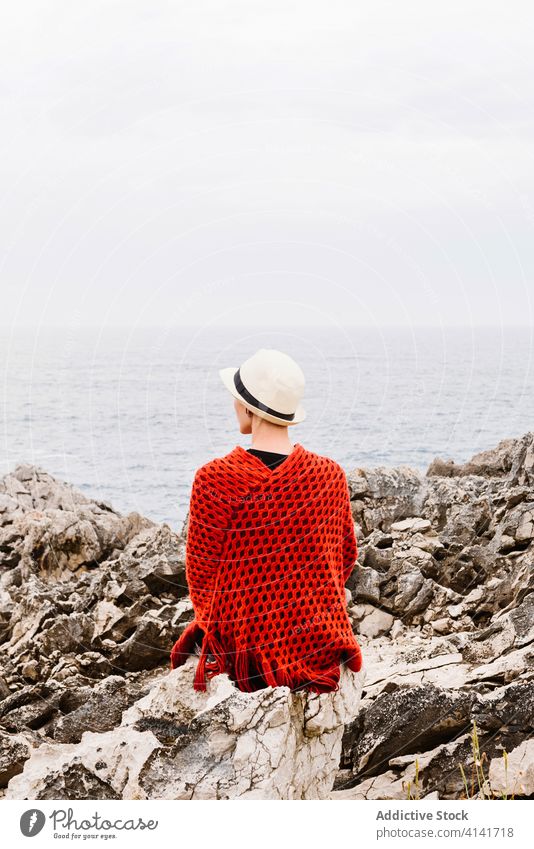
[403,720,516,800]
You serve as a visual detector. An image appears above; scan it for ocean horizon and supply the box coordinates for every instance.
[2,323,533,528]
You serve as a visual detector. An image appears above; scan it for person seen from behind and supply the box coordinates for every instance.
[169,348,363,694]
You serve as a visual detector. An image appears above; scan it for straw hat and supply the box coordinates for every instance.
[219,348,306,426]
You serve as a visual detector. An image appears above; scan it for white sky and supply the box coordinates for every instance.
[1,0,533,328]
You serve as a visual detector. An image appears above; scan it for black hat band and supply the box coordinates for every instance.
[233,367,295,421]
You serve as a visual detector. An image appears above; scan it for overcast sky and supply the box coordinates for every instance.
[1,0,533,329]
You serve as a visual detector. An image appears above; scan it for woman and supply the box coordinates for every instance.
[169,347,363,694]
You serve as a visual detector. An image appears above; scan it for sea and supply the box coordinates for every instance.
[1,324,533,530]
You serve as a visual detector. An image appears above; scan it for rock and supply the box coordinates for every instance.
[36,612,94,657]
[6,656,365,800]
[92,601,125,640]
[516,509,534,542]
[431,618,451,634]
[111,616,176,672]
[0,464,153,580]
[358,607,394,638]
[0,689,64,733]
[337,697,531,800]
[51,676,147,743]
[331,769,410,800]
[391,517,431,533]
[350,566,382,603]
[509,593,534,647]
[489,740,534,796]
[1,432,534,800]
[461,601,531,665]
[0,469,189,700]
[389,733,474,799]
[409,532,445,556]
[36,764,123,800]
[472,680,534,735]
[390,619,404,639]
[0,730,32,786]
[426,434,528,480]
[347,466,426,535]
[0,682,64,733]
[464,644,533,685]
[20,661,40,682]
[393,564,426,611]
[113,525,188,598]
[344,684,476,780]
[426,457,456,477]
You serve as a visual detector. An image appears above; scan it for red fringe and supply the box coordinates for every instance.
[344,645,363,673]
[192,628,228,692]
[171,622,361,695]
[170,620,202,670]
[234,648,252,692]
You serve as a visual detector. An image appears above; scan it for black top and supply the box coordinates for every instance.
[246,448,290,469]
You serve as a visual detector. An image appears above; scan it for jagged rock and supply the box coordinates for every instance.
[0,730,32,786]
[356,606,394,638]
[464,643,533,685]
[36,612,94,658]
[0,464,153,579]
[394,563,433,615]
[110,615,177,672]
[336,638,534,798]
[112,525,187,598]
[426,432,534,486]
[391,517,431,533]
[471,680,534,734]
[332,769,412,800]
[489,740,534,796]
[461,595,534,665]
[1,433,534,800]
[344,684,476,780]
[91,601,125,640]
[350,565,382,603]
[0,471,188,695]
[346,467,425,535]
[50,676,147,743]
[426,457,456,477]
[36,764,122,800]
[509,594,534,646]
[389,733,475,798]
[6,656,365,800]
[0,681,65,734]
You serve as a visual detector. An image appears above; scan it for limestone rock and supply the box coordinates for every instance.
[2,432,534,801]
[0,730,32,787]
[6,656,365,800]
[358,606,394,638]
[50,676,147,743]
[391,517,431,533]
[0,464,153,580]
[345,684,475,779]
[489,740,534,796]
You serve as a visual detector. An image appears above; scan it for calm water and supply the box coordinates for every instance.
[1,325,533,529]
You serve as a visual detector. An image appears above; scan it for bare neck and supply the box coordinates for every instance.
[249,423,294,454]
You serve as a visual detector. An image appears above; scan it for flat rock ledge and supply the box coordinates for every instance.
[4,656,364,800]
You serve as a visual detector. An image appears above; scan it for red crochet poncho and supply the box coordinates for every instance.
[169,442,363,693]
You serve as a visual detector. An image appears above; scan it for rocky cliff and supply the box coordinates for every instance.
[1,432,533,799]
